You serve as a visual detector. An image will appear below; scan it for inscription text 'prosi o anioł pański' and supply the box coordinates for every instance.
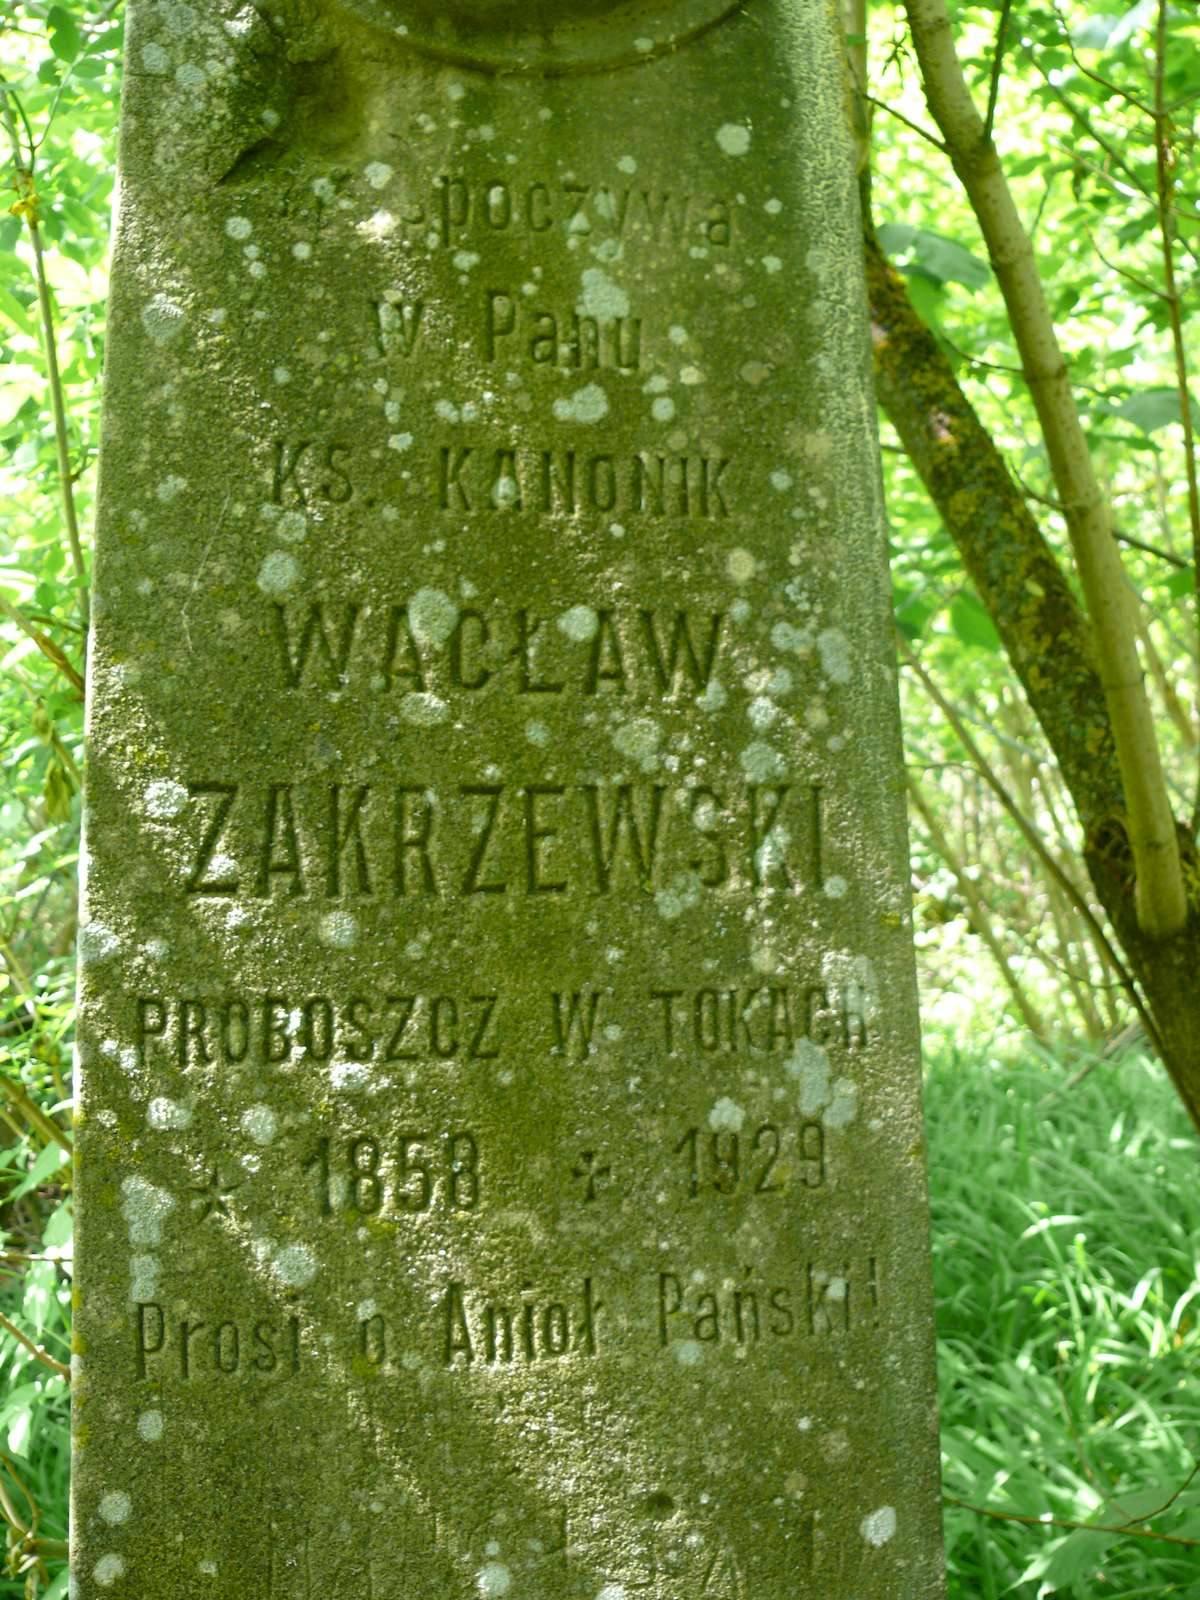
[75,0,946,1595]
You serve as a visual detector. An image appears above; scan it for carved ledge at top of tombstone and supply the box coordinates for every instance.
[329,0,744,74]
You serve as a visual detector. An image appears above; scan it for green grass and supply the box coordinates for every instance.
[0,1044,1198,1596]
[930,1045,1200,1597]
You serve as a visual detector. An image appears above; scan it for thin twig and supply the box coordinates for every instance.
[898,636,1164,1057]
[0,596,85,694]
[1087,228,1170,301]
[1152,0,1200,826]
[1115,531,1190,570]
[1047,0,1154,117]
[982,0,1013,146]
[0,1312,69,1380]
[0,1078,72,1156]
[945,1493,1200,1548]
[863,93,948,153]
[0,81,89,632]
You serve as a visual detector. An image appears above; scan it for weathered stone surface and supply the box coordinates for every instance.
[74,1,945,1594]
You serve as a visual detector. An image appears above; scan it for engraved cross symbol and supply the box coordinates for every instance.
[190,1164,243,1222]
[572,1150,611,1202]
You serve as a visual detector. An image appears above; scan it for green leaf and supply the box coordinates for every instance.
[1166,567,1196,597]
[913,232,991,290]
[904,268,946,328]
[1119,388,1200,434]
[879,224,990,290]
[877,222,919,256]
[1014,1524,1121,1590]
[47,6,82,60]
[10,1137,69,1202]
[950,595,1001,652]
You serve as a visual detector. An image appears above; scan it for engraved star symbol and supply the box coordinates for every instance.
[190,1165,243,1222]
[572,1150,611,1203]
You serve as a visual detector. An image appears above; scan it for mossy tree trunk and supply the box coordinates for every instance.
[865,229,1200,1134]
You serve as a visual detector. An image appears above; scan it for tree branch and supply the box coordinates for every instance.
[904,0,1188,940]
[0,81,90,634]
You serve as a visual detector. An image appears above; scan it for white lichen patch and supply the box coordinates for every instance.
[612,718,660,766]
[785,1041,859,1128]
[675,1338,703,1366]
[401,691,449,726]
[147,1097,192,1131]
[578,267,630,321]
[141,294,184,344]
[129,1256,158,1302]
[241,1104,277,1146]
[141,42,169,72]
[408,587,459,647]
[824,1079,859,1129]
[79,922,120,964]
[740,741,787,781]
[786,1039,832,1116]
[318,910,359,949]
[364,161,394,189]
[137,1409,164,1442]
[770,470,793,492]
[748,696,778,731]
[256,551,300,597]
[155,474,187,502]
[557,604,599,642]
[651,396,675,422]
[817,628,852,684]
[453,250,481,272]
[597,1587,628,1600]
[260,504,307,542]
[698,679,728,712]
[707,1097,745,1133]
[93,1554,126,1588]
[224,216,252,240]
[729,547,755,585]
[525,720,550,747]
[476,1561,512,1597]
[144,779,188,819]
[861,1506,898,1547]
[656,871,701,921]
[716,122,751,156]
[121,1176,175,1245]
[553,383,608,424]
[272,1243,318,1288]
[823,875,848,900]
[762,255,783,274]
[99,1491,132,1525]
[771,621,812,655]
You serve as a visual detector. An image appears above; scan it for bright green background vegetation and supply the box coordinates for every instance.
[2,0,1199,1592]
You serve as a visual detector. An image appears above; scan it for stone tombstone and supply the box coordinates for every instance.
[75,0,945,1595]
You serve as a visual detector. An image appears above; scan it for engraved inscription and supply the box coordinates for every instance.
[272,602,727,698]
[651,981,870,1054]
[437,445,731,516]
[367,176,735,253]
[484,287,642,370]
[443,1277,604,1366]
[673,1122,826,1198]
[656,1256,880,1349]
[303,1129,482,1218]
[134,992,503,1069]
[134,1304,303,1381]
[178,780,821,901]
